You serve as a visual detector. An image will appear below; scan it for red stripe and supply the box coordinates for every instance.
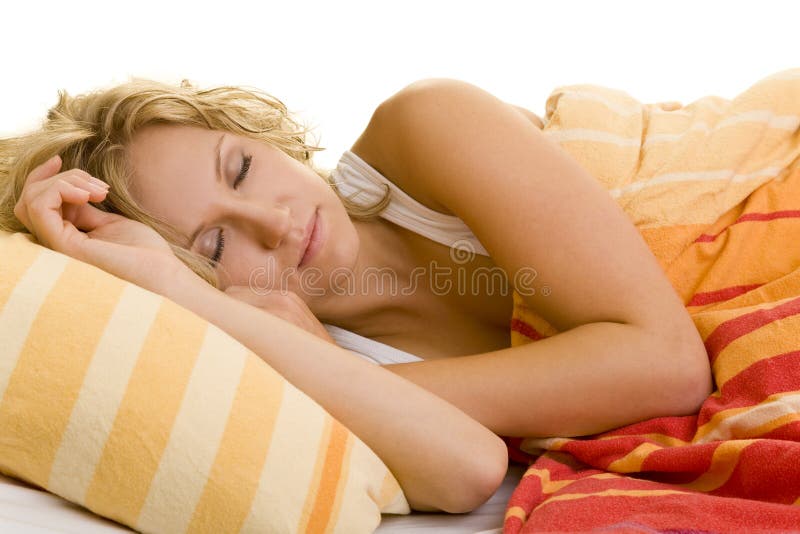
[688,283,763,306]
[523,490,800,532]
[704,296,800,364]
[714,440,800,503]
[698,350,800,425]
[510,318,545,341]
[693,209,800,243]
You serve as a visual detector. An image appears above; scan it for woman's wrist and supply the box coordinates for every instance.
[159,265,217,313]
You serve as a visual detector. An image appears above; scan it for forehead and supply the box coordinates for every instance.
[126,124,222,239]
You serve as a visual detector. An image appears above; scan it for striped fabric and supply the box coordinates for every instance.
[504,68,800,533]
[0,231,408,534]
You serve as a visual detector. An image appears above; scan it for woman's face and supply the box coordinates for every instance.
[126,124,359,299]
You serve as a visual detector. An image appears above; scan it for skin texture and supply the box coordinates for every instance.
[12,78,712,511]
[125,124,419,332]
[13,153,509,514]
[359,79,712,436]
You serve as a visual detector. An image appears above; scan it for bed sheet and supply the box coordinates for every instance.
[0,464,525,533]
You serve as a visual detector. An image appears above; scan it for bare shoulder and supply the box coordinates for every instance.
[348,79,544,216]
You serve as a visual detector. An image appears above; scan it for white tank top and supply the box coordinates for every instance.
[323,150,490,365]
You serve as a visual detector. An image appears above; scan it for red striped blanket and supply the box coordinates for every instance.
[503,68,800,533]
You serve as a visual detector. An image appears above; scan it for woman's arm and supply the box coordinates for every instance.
[12,154,507,514]
[357,79,712,438]
[165,276,508,512]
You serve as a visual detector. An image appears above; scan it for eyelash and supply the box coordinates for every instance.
[210,154,252,265]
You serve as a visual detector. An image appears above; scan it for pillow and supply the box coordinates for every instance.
[0,230,408,533]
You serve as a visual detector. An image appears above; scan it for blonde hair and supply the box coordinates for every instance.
[0,77,391,288]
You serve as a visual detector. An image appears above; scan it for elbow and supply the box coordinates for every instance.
[660,331,713,416]
[437,434,509,514]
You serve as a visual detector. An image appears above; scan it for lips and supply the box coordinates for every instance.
[299,209,318,268]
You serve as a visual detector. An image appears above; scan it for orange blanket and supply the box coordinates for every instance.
[504,68,800,533]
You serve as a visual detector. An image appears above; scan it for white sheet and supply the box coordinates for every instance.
[0,464,525,533]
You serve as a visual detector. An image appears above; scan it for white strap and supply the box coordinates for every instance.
[332,151,490,257]
[323,323,423,365]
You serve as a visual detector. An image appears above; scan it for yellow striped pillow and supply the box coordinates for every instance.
[0,230,408,533]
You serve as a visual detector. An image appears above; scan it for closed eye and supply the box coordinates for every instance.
[209,154,252,266]
[233,154,252,189]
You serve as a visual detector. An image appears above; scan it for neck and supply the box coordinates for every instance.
[312,216,417,336]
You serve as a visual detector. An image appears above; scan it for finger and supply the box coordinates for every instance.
[25,155,63,185]
[25,179,94,251]
[16,171,109,231]
[65,200,123,233]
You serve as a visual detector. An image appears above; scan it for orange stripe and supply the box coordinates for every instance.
[304,421,351,534]
[681,440,753,492]
[0,235,40,309]
[606,443,663,473]
[85,299,206,524]
[0,261,122,486]
[704,296,800,363]
[186,354,285,533]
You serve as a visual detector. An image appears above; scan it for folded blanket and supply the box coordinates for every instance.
[504,68,800,533]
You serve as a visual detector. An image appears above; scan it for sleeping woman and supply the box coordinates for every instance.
[0,77,712,513]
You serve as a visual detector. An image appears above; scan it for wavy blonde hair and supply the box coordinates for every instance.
[0,77,391,288]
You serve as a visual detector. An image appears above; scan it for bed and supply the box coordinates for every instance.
[0,465,526,534]
[5,67,800,533]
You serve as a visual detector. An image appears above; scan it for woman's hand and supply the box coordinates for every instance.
[13,154,200,297]
[223,285,335,344]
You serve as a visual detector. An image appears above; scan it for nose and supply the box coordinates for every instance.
[230,199,292,249]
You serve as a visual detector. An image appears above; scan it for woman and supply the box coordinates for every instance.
[0,77,712,512]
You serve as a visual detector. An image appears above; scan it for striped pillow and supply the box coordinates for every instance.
[0,230,408,533]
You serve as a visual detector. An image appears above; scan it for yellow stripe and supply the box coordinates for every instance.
[713,313,800,388]
[239,384,326,533]
[0,249,63,404]
[522,468,574,494]
[0,233,41,308]
[597,433,689,447]
[681,440,755,492]
[504,505,527,522]
[138,326,250,534]
[0,260,123,487]
[49,285,162,503]
[523,467,619,495]
[0,261,123,486]
[305,422,350,534]
[607,442,663,473]
[85,299,206,524]
[186,354,285,534]
[534,488,689,510]
[695,391,800,443]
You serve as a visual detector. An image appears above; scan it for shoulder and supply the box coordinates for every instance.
[349,79,543,216]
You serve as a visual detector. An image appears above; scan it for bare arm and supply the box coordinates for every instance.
[13,144,508,514]
[359,79,712,438]
[166,276,508,513]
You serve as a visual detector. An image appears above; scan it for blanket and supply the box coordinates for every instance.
[503,68,800,533]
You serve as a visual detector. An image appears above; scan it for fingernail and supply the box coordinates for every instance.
[89,177,110,189]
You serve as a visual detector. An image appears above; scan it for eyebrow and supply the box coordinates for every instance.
[187,133,226,249]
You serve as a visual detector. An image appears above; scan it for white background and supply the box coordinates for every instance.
[2,0,798,169]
